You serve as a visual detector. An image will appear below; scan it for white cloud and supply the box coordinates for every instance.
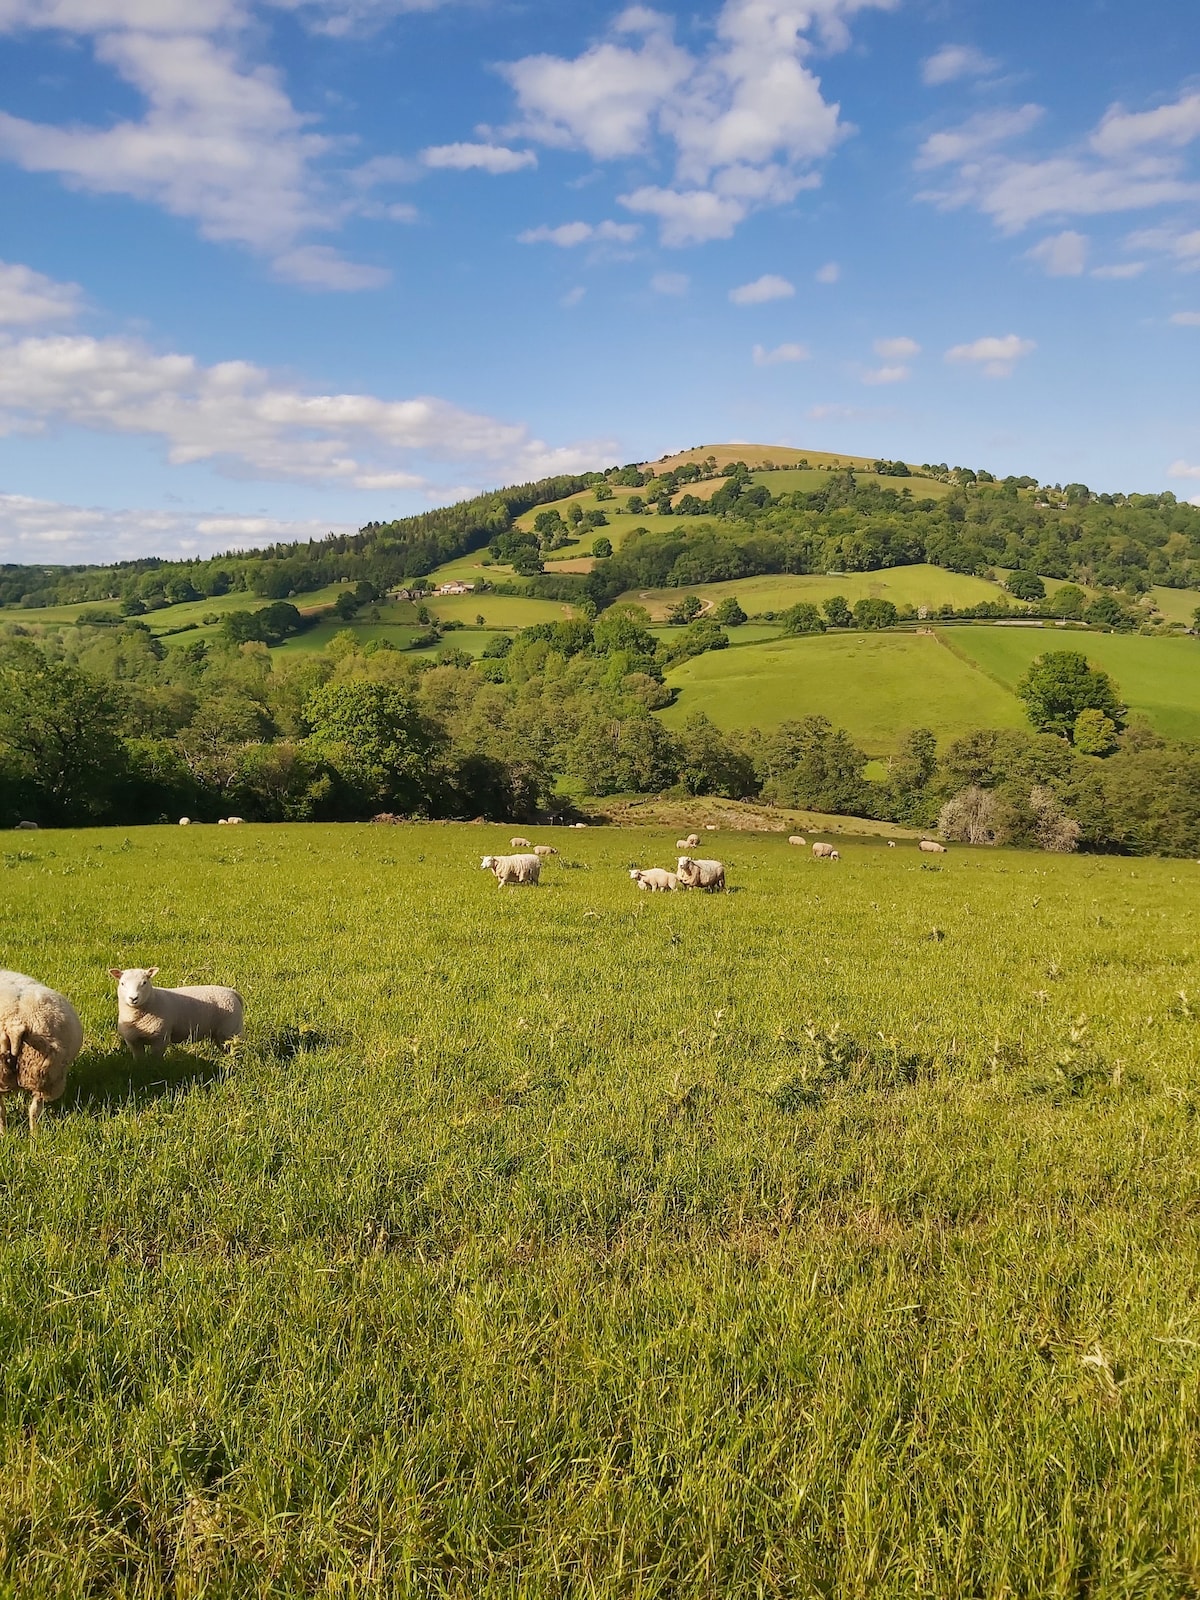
[0,2,412,285]
[919,88,1200,237]
[874,335,919,360]
[862,364,908,385]
[0,490,357,564]
[1026,229,1089,277]
[500,0,894,246]
[815,260,840,283]
[753,341,810,366]
[0,259,82,324]
[271,245,391,290]
[916,105,1044,170]
[517,219,639,247]
[945,333,1036,378]
[1170,311,1200,326]
[1169,460,1200,480]
[422,142,537,174]
[650,270,689,295]
[0,326,607,489]
[921,44,998,87]
[1091,261,1146,280]
[730,272,795,305]
[561,285,586,307]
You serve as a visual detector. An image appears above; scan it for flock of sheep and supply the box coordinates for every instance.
[4,825,944,1133]
[0,967,242,1134]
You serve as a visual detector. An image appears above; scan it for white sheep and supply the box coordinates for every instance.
[0,970,84,1132]
[676,856,727,892]
[919,840,947,854]
[510,835,532,848]
[226,817,245,825]
[676,839,691,851]
[705,825,718,832]
[629,867,678,892]
[684,834,701,848]
[179,817,192,827]
[533,845,559,858]
[481,853,541,887]
[812,842,840,860]
[109,968,243,1058]
[15,821,38,831]
[887,840,896,848]
[788,836,806,847]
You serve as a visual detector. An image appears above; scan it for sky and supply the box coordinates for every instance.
[2,0,1200,564]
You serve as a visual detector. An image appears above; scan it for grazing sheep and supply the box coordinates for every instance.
[919,840,947,854]
[676,839,691,851]
[481,853,541,887]
[533,845,559,858]
[812,842,840,860]
[110,968,243,1058]
[574,823,588,830]
[684,834,701,849]
[15,821,38,831]
[705,825,718,832]
[887,840,896,848]
[0,971,84,1133]
[179,817,192,827]
[676,856,727,892]
[788,836,806,847]
[510,836,532,848]
[629,867,678,893]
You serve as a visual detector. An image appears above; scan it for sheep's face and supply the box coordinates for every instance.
[480,857,496,871]
[629,870,642,881]
[113,968,158,1008]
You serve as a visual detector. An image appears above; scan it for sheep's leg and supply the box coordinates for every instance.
[0,1097,6,1135]
[27,1094,43,1135]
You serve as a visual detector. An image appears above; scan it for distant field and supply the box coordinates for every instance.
[4,583,349,634]
[646,442,884,473]
[1145,586,1200,626]
[660,632,1026,751]
[625,565,1009,622]
[943,628,1200,742]
[749,468,954,501]
[430,592,577,626]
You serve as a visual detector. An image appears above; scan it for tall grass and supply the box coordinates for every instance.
[1,824,1199,1596]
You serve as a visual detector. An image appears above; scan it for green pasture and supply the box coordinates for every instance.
[944,627,1200,742]
[1144,585,1200,626]
[661,631,1025,751]
[430,592,577,626]
[746,467,954,500]
[626,564,1007,622]
[8,583,348,633]
[3,824,1200,1594]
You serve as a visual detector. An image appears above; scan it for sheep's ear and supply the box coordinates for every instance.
[148,967,159,979]
[108,968,123,979]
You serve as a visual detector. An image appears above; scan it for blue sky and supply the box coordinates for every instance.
[2,0,1199,562]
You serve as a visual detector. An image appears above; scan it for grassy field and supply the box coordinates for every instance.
[745,468,955,501]
[661,632,1026,750]
[7,584,349,633]
[944,628,1200,742]
[626,565,1007,622]
[3,822,1200,1595]
[1144,586,1200,626]
[647,443,884,472]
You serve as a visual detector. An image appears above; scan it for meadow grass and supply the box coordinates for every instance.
[944,628,1200,742]
[627,565,1006,623]
[12,584,350,633]
[2,823,1200,1596]
[744,469,955,501]
[660,631,1026,751]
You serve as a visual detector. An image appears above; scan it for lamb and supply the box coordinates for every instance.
[0,970,84,1133]
[919,840,947,854]
[676,856,727,892]
[788,836,806,847]
[812,842,840,860]
[887,840,896,848]
[629,867,678,892]
[676,840,691,851]
[684,834,701,848]
[533,845,559,858]
[110,968,243,1058]
[217,816,245,827]
[481,853,541,887]
[510,836,532,848]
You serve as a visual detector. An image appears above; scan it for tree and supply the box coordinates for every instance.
[1006,571,1045,601]
[712,597,747,626]
[1073,708,1119,756]
[852,598,898,630]
[1016,651,1125,740]
[674,712,757,798]
[0,642,126,823]
[666,595,703,626]
[334,590,360,621]
[759,717,868,815]
[823,595,852,628]
[1084,594,1133,631]
[780,602,826,635]
[592,536,613,558]
[1044,584,1087,621]
[304,681,443,816]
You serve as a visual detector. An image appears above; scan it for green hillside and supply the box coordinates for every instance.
[624,564,1006,622]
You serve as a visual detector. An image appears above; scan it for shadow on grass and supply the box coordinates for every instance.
[61,1045,230,1117]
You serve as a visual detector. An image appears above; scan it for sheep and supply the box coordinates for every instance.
[812,842,840,860]
[510,836,532,848]
[705,825,718,832]
[15,821,38,831]
[225,817,244,826]
[788,836,806,847]
[629,867,678,892]
[109,968,243,1058]
[533,845,559,858]
[676,856,727,892]
[179,817,192,827]
[0,971,84,1133]
[481,853,541,887]
[919,840,947,854]
[676,839,691,851]
[887,840,897,848]
[684,834,701,848]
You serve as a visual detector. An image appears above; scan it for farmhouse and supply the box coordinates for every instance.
[436,581,475,596]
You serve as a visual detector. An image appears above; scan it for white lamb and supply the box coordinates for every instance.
[110,967,243,1058]
[812,842,840,860]
[629,867,678,892]
[788,836,806,846]
[0,970,84,1132]
[510,836,532,848]
[481,854,541,887]
[534,844,559,858]
[919,840,947,854]
[676,856,727,892]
